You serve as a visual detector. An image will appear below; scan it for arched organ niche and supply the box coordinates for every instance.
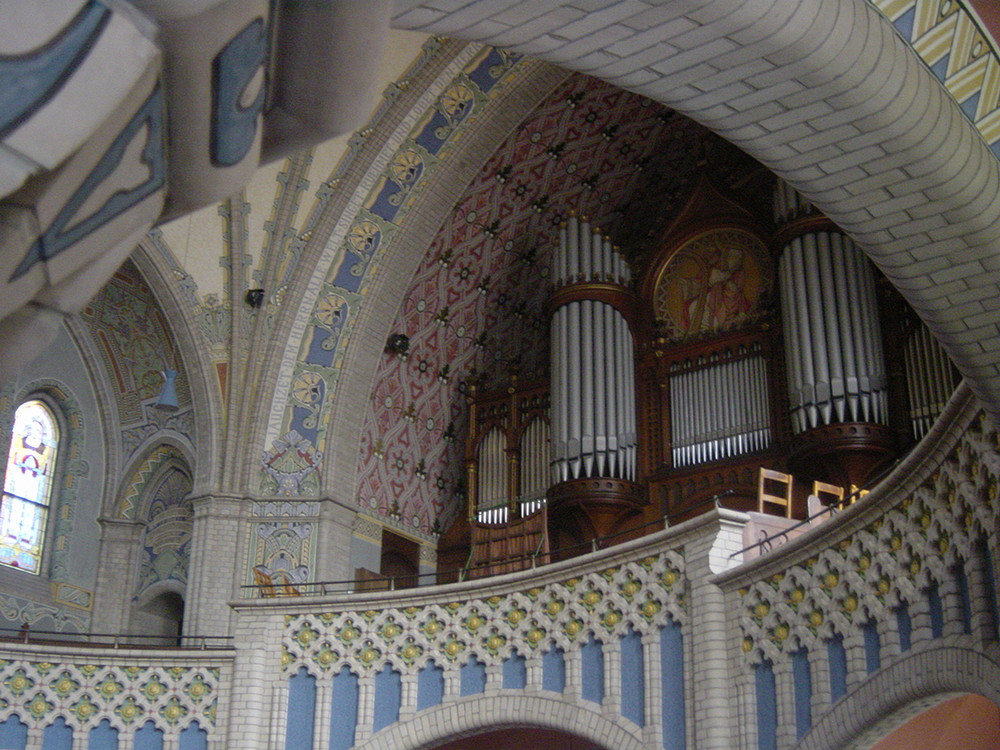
[465,384,550,525]
[461,172,962,560]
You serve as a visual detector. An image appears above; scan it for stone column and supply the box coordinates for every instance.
[313,497,357,583]
[91,518,145,634]
[185,494,247,637]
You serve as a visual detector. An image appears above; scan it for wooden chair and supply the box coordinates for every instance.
[812,480,844,509]
[758,467,793,518]
[849,485,869,503]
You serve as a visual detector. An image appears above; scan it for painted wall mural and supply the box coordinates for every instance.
[80,261,190,435]
[246,501,319,595]
[136,466,193,597]
[653,229,771,341]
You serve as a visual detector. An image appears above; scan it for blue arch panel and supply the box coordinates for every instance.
[927,583,945,638]
[286,666,317,750]
[620,629,644,727]
[42,717,72,750]
[373,664,402,732]
[862,622,881,674]
[979,538,1000,638]
[89,718,118,750]
[896,604,912,651]
[460,657,486,697]
[827,636,847,701]
[329,666,359,750]
[417,660,445,710]
[581,635,604,705]
[179,721,207,750]
[792,648,811,738]
[755,660,777,750]
[502,652,527,690]
[0,714,27,750]
[660,619,685,750]
[542,646,565,693]
[134,721,164,750]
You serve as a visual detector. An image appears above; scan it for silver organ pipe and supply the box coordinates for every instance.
[550,217,636,482]
[518,416,550,516]
[477,426,508,523]
[669,343,771,468]
[778,218,888,432]
[904,321,959,440]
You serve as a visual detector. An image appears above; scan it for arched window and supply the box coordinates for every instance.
[0,400,59,574]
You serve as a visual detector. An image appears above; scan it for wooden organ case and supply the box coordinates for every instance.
[458,172,960,567]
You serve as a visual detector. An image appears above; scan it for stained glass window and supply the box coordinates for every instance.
[0,400,59,573]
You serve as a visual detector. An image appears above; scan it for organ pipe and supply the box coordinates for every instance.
[668,344,771,468]
[550,217,636,482]
[904,321,959,440]
[776,192,888,433]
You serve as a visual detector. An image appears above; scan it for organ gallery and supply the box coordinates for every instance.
[454,164,959,574]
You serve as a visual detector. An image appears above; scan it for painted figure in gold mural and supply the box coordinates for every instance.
[655,229,767,340]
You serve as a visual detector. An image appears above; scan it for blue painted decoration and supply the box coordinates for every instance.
[134,721,164,750]
[896,604,912,652]
[580,634,604,705]
[0,714,27,749]
[285,667,317,750]
[460,656,486,697]
[373,664,402,732]
[502,651,527,690]
[620,628,644,727]
[827,636,847,702]
[542,646,565,693]
[329,666,359,750]
[755,661,777,750]
[954,563,973,634]
[12,84,166,280]
[88,718,118,750]
[417,660,445,710]
[42,717,73,750]
[927,582,944,638]
[0,1,110,138]
[660,620,685,750]
[179,721,207,750]
[210,17,267,166]
[862,621,881,673]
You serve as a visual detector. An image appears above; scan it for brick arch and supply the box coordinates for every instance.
[795,645,1000,750]
[352,693,644,750]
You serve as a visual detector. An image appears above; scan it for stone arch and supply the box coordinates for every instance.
[353,693,645,750]
[130,455,193,595]
[795,645,1000,750]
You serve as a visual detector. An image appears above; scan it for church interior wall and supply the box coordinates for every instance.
[1,1,1000,748]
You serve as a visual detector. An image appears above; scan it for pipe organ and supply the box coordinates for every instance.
[459,174,962,559]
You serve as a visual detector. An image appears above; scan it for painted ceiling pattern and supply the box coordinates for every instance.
[354,74,725,536]
[80,261,192,463]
